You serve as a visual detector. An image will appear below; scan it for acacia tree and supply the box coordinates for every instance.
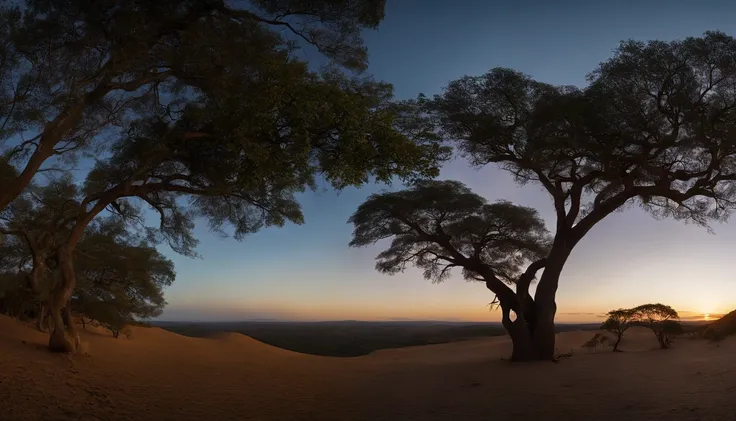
[633,303,682,349]
[423,31,736,359]
[601,308,638,352]
[0,0,389,212]
[349,180,551,361]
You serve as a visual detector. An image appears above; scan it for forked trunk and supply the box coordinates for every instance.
[500,303,535,361]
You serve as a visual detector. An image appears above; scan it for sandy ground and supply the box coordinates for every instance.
[1,315,734,421]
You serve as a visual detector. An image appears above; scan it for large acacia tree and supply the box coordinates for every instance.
[349,180,551,361]
[422,31,736,359]
[0,0,390,211]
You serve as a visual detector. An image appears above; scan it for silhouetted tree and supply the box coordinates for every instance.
[421,31,736,359]
[349,180,551,361]
[0,0,391,212]
[633,303,682,349]
[601,308,638,352]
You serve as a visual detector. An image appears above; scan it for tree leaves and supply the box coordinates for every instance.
[348,179,551,284]
[424,32,736,233]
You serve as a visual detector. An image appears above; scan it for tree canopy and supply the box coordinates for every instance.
[0,0,407,212]
[601,308,638,352]
[349,180,550,283]
[632,303,682,349]
[425,31,736,232]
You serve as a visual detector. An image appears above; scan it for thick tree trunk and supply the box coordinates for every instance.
[63,305,79,347]
[501,304,535,361]
[48,305,74,352]
[532,242,574,360]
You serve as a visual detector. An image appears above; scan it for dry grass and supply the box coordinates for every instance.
[1,315,734,420]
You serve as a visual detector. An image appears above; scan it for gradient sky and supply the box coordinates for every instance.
[158,0,736,323]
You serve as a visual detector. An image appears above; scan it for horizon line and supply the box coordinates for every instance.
[151,318,712,324]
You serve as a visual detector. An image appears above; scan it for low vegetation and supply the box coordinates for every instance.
[581,333,612,352]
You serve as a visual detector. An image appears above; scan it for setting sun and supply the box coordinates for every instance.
[705,314,711,321]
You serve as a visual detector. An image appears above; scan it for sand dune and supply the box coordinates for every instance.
[1,316,734,421]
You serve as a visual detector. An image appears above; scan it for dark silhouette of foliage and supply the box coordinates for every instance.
[632,303,682,349]
[349,179,551,361]
[420,31,736,359]
[601,308,638,351]
[0,0,396,213]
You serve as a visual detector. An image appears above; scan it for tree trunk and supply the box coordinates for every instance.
[63,305,79,348]
[36,302,47,332]
[531,238,575,360]
[532,268,560,360]
[655,330,670,349]
[48,304,73,352]
[613,335,622,352]
[47,249,79,353]
[501,304,535,361]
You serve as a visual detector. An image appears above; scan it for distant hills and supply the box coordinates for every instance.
[704,309,736,339]
[153,320,602,357]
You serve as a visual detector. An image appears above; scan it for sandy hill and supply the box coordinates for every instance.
[705,309,736,338]
[1,316,735,421]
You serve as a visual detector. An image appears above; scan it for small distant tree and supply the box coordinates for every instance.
[601,308,638,352]
[633,304,682,349]
[349,180,551,361]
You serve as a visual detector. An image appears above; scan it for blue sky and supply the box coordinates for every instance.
[159,0,736,322]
